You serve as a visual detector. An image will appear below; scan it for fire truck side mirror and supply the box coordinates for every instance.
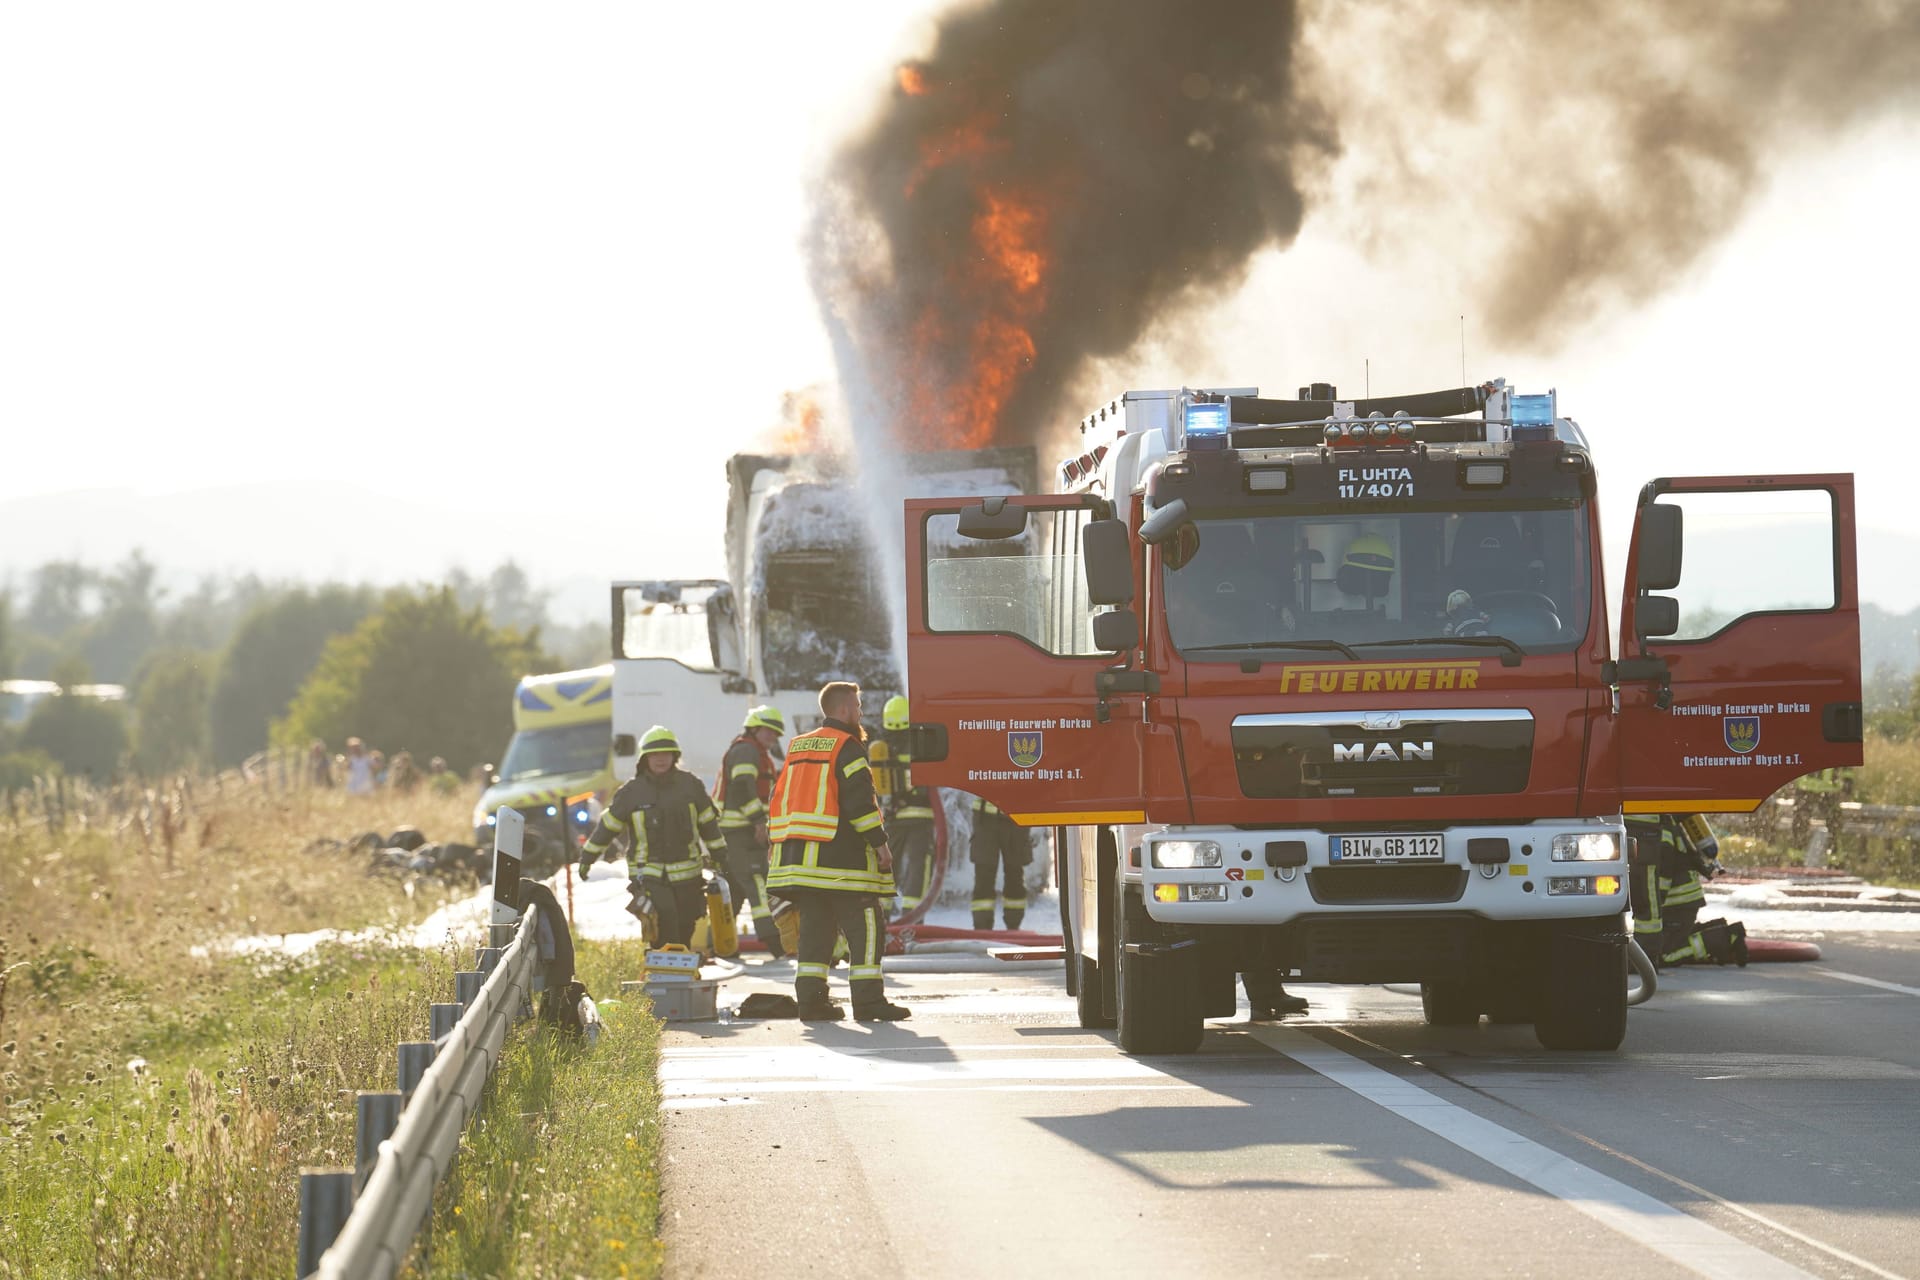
[1092,610,1140,652]
[956,498,1028,541]
[1082,519,1135,606]
[1636,502,1684,592]
[1138,498,1191,546]
[1635,595,1679,640]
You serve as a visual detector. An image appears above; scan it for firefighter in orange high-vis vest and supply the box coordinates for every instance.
[766,682,911,1022]
[717,705,788,957]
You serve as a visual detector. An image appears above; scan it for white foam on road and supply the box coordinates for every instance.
[1251,1026,1818,1280]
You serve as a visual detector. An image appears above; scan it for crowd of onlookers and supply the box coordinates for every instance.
[306,738,467,796]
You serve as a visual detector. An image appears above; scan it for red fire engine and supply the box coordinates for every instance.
[902,382,1862,1053]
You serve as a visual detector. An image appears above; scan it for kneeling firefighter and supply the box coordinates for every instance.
[878,695,937,914]
[716,705,788,957]
[578,725,725,949]
[1627,813,1747,968]
[766,681,910,1022]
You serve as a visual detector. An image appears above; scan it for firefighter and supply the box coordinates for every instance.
[1625,813,1747,968]
[969,796,1030,930]
[716,704,788,957]
[1791,768,1849,848]
[1336,532,1395,603]
[880,695,937,914]
[577,725,724,950]
[766,681,910,1022]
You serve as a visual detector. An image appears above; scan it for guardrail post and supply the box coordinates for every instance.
[455,970,485,1006]
[297,1167,354,1277]
[429,1002,461,1043]
[354,1092,402,1192]
[477,946,504,976]
[397,1041,436,1101]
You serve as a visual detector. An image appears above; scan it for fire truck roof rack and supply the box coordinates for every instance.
[1190,380,1575,450]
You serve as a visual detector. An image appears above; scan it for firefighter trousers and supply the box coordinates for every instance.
[721,830,784,955]
[970,811,1029,929]
[793,891,886,1011]
[889,819,935,910]
[644,873,707,950]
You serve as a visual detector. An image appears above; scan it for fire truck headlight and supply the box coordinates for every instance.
[545,804,559,818]
[1152,840,1223,869]
[1551,832,1618,862]
[484,813,497,827]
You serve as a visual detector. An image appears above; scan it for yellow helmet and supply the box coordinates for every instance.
[637,725,681,760]
[1342,533,1395,574]
[883,695,910,731]
[743,705,786,736]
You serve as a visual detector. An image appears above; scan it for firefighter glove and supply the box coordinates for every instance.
[577,860,593,882]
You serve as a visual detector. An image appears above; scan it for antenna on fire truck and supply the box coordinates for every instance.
[1459,315,1467,383]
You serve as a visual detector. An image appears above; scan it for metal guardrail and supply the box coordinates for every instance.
[298,810,535,1279]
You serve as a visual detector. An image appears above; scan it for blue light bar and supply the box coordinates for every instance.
[1184,400,1230,451]
[1510,391,1557,442]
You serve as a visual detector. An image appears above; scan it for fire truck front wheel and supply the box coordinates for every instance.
[1421,980,1481,1027]
[1534,925,1629,1051]
[1115,891,1203,1055]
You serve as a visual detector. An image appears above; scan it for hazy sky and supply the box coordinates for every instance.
[3,3,1917,617]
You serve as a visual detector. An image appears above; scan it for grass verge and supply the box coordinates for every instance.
[402,939,663,1280]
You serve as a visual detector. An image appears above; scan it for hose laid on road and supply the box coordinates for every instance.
[1626,938,1657,1006]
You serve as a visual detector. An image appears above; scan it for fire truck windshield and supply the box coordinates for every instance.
[1161,503,1591,656]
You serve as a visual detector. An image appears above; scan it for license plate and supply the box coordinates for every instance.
[1330,833,1445,863]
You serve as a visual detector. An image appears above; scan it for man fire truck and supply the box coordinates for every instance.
[901,382,1862,1053]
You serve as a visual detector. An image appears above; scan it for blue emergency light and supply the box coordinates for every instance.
[1184,400,1230,451]
[1511,392,1556,442]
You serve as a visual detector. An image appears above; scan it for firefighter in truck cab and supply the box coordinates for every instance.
[577,725,725,950]
[766,682,911,1022]
[716,705,789,958]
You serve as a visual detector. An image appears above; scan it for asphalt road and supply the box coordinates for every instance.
[657,934,1920,1279]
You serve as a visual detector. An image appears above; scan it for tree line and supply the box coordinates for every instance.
[0,557,606,789]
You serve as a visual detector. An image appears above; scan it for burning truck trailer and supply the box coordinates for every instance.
[610,443,1036,799]
[901,382,1864,1053]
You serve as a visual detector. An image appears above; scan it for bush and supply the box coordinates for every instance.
[21,689,128,781]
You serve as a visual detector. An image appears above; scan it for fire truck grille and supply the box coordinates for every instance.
[1231,709,1534,800]
[1306,865,1469,906]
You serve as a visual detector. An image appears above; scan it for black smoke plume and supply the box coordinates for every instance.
[812,0,1328,452]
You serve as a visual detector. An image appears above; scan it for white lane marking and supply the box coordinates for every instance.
[661,1045,1171,1092]
[1819,969,1920,999]
[663,1043,1117,1056]
[1250,1027,1817,1280]
[665,1081,1197,1097]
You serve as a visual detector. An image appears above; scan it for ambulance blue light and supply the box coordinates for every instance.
[1184,401,1230,451]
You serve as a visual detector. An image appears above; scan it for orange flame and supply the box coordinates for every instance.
[905,186,1050,450]
[896,63,928,95]
[770,389,828,454]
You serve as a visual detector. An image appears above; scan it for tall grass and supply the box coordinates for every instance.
[403,940,663,1280]
[0,776,480,1277]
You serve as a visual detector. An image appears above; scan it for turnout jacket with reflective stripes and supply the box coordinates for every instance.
[718,734,776,831]
[767,719,891,897]
[879,730,934,823]
[581,768,723,883]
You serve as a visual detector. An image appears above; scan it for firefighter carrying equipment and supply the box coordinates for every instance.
[580,756,725,887]
[715,716,785,953]
[970,796,1030,930]
[766,720,893,896]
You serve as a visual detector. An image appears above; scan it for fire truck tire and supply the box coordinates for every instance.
[1421,981,1481,1027]
[1060,868,1079,998]
[1535,930,1628,1051]
[1115,893,1202,1055]
[1076,952,1114,1029]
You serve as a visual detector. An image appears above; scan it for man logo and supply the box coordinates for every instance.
[1724,716,1761,755]
[1008,732,1044,768]
[1333,741,1434,763]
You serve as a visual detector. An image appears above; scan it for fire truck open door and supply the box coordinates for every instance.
[902,495,1148,826]
[1613,474,1863,814]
